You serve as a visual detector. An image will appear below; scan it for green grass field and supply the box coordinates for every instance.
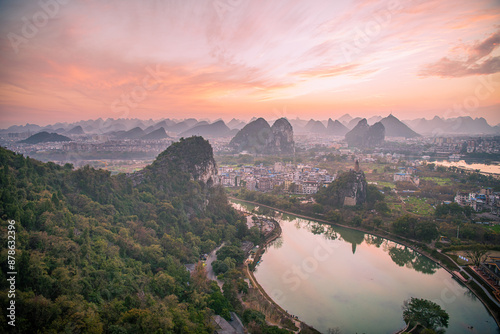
[403,197,434,216]
[486,224,500,233]
[389,203,402,211]
[421,177,452,186]
[375,181,396,189]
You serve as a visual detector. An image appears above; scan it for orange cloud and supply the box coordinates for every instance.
[0,0,500,126]
[292,64,361,78]
[419,29,500,77]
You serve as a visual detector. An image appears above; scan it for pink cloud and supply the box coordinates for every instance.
[419,29,500,77]
[0,0,500,126]
[292,64,361,78]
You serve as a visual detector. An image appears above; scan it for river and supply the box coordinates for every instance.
[432,160,500,175]
[231,200,499,334]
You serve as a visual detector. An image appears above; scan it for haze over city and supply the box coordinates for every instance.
[0,0,499,127]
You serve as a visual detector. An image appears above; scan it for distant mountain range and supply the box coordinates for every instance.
[403,116,499,136]
[227,118,246,130]
[3,118,243,140]
[3,114,499,139]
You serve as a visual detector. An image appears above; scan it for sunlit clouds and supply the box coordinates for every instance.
[0,0,499,126]
[419,30,500,78]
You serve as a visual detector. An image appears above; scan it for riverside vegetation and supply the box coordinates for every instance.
[229,161,500,247]
[228,158,500,325]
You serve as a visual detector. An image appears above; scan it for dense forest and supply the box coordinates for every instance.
[0,137,259,333]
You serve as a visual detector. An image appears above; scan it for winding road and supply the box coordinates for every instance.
[206,242,225,289]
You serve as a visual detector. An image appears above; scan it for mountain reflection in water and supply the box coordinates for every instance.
[276,215,440,275]
[231,201,499,334]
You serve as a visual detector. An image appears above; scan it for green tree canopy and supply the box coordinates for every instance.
[402,297,449,331]
[216,245,245,265]
[466,245,489,267]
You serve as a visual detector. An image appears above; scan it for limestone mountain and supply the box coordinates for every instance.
[66,125,85,135]
[133,136,218,189]
[144,119,173,133]
[315,160,367,207]
[41,126,66,133]
[270,118,295,154]
[227,118,246,130]
[367,115,383,125]
[288,118,308,131]
[304,119,328,134]
[3,123,42,133]
[229,117,270,153]
[347,117,363,129]
[179,120,232,138]
[229,117,294,154]
[116,126,145,139]
[156,119,176,128]
[327,118,349,136]
[167,120,193,133]
[20,131,71,144]
[380,114,420,138]
[141,127,170,140]
[338,113,353,125]
[345,119,385,148]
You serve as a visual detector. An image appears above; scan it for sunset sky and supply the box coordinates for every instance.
[0,0,499,127]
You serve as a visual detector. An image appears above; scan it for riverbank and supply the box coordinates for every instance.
[229,196,500,329]
[235,206,321,333]
[248,217,281,270]
[244,263,321,333]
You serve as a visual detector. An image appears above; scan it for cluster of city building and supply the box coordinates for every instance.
[61,139,172,154]
[5,141,66,156]
[454,188,500,214]
[393,166,420,186]
[479,256,500,288]
[432,137,500,155]
[2,136,173,158]
[219,162,334,194]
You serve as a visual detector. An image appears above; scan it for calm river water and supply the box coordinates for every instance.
[231,200,499,334]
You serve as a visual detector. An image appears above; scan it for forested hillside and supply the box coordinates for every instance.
[0,137,246,333]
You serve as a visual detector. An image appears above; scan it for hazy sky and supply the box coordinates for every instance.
[0,0,499,127]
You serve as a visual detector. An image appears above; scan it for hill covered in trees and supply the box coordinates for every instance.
[0,137,258,333]
[19,131,71,144]
[315,161,369,207]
